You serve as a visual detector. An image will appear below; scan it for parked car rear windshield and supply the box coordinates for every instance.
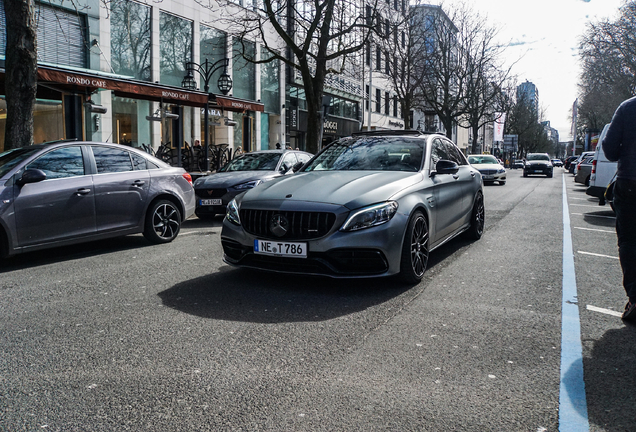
[0,148,40,178]
[303,137,425,172]
[219,152,281,172]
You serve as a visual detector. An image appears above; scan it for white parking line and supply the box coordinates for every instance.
[571,213,615,219]
[570,204,606,208]
[573,227,615,233]
[586,305,622,318]
[577,251,619,259]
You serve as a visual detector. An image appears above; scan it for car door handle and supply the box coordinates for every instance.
[470,172,476,177]
[132,180,145,187]
[76,188,91,196]
[453,174,459,180]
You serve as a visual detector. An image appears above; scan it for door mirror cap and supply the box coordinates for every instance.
[433,160,459,176]
[16,169,47,186]
[291,161,304,173]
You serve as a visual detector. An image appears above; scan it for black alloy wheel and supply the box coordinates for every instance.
[143,200,181,243]
[464,192,485,240]
[399,211,429,284]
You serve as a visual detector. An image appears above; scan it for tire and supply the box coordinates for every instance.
[143,200,181,244]
[585,175,590,186]
[523,171,528,177]
[463,192,485,240]
[399,211,429,284]
[547,172,553,178]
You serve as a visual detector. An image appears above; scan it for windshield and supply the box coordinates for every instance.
[0,148,39,178]
[219,152,282,172]
[468,155,498,164]
[303,137,424,172]
[527,154,550,161]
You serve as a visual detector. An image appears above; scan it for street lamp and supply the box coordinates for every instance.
[182,58,233,171]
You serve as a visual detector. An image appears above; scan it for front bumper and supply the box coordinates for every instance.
[220,211,409,278]
[524,165,553,175]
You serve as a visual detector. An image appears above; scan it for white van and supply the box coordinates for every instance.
[586,123,618,205]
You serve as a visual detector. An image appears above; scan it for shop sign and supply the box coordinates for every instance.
[388,120,404,128]
[290,108,298,129]
[202,108,223,117]
[323,120,338,134]
[216,95,264,112]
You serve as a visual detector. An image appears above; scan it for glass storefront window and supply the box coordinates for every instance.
[0,98,64,152]
[111,0,151,81]
[111,96,151,148]
[160,12,192,87]
[232,39,255,101]
[200,26,227,94]
[261,48,280,114]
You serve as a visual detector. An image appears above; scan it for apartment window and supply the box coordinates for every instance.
[375,89,381,113]
[385,20,390,39]
[393,96,398,117]
[111,0,151,80]
[385,92,390,115]
[385,55,390,75]
[261,48,280,114]
[365,85,370,110]
[366,5,373,26]
[394,0,398,10]
[366,42,371,66]
[233,39,256,101]
[200,26,227,92]
[394,24,398,46]
[160,12,192,87]
[376,46,381,71]
[34,3,88,68]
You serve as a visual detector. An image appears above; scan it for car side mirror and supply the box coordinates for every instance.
[16,168,47,186]
[433,160,459,176]
[292,161,304,173]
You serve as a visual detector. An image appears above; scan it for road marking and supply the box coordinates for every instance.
[573,227,615,233]
[560,174,590,431]
[570,204,605,208]
[586,305,622,318]
[571,213,615,219]
[577,251,619,260]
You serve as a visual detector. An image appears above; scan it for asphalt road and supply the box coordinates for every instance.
[0,169,632,431]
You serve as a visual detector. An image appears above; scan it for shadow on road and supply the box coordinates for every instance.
[582,325,636,431]
[157,235,471,324]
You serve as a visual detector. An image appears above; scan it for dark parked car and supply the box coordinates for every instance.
[221,130,484,283]
[523,153,553,177]
[564,156,578,171]
[0,141,195,258]
[193,149,313,219]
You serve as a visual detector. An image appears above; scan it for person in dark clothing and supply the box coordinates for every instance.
[603,95,636,320]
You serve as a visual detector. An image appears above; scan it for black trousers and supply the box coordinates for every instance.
[614,178,636,301]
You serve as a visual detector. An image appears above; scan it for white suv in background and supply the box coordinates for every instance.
[586,124,618,206]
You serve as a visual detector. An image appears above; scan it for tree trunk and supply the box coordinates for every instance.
[4,0,38,151]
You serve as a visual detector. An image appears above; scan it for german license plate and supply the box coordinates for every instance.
[533,170,542,173]
[254,239,307,258]
[483,175,493,180]
[199,199,222,206]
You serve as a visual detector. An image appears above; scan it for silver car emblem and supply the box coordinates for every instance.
[269,214,289,237]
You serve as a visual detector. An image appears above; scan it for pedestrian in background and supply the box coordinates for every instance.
[603,95,636,320]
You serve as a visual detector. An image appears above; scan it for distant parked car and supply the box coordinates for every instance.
[570,151,595,174]
[564,156,578,171]
[193,149,313,219]
[523,153,553,177]
[551,159,563,167]
[467,154,506,185]
[574,157,594,186]
[512,160,525,169]
[0,141,195,258]
[587,123,618,205]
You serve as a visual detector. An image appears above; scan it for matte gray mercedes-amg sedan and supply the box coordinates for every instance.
[0,141,195,258]
[221,130,484,283]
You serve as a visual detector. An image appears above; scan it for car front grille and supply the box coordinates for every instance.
[240,209,337,240]
[195,188,227,199]
[479,169,497,175]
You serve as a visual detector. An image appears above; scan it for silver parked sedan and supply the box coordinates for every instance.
[221,130,484,283]
[0,141,195,258]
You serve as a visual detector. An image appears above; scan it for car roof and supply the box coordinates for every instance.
[351,130,434,138]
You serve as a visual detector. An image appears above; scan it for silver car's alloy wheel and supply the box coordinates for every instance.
[144,200,181,243]
[399,211,429,284]
[464,192,484,240]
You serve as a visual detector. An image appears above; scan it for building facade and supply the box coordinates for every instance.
[0,0,285,160]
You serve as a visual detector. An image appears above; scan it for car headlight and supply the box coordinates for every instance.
[340,201,398,232]
[226,198,241,225]
[497,168,505,174]
[233,179,262,190]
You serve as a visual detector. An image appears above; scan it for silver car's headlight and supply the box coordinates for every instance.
[233,179,262,190]
[497,168,505,174]
[340,201,399,232]
[226,198,241,225]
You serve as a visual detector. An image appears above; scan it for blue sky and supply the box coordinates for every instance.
[438,0,624,141]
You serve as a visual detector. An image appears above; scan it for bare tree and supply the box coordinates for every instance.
[218,0,381,153]
[4,0,38,152]
[577,1,636,134]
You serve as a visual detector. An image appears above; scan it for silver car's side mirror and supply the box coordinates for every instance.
[432,160,459,176]
[16,168,47,186]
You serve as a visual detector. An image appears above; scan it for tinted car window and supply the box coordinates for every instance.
[220,153,282,172]
[527,153,550,161]
[27,146,84,179]
[93,147,133,173]
[442,140,466,165]
[132,152,147,170]
[0,148,39,177]
[304,137,424,172]
[430,138,451,167]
